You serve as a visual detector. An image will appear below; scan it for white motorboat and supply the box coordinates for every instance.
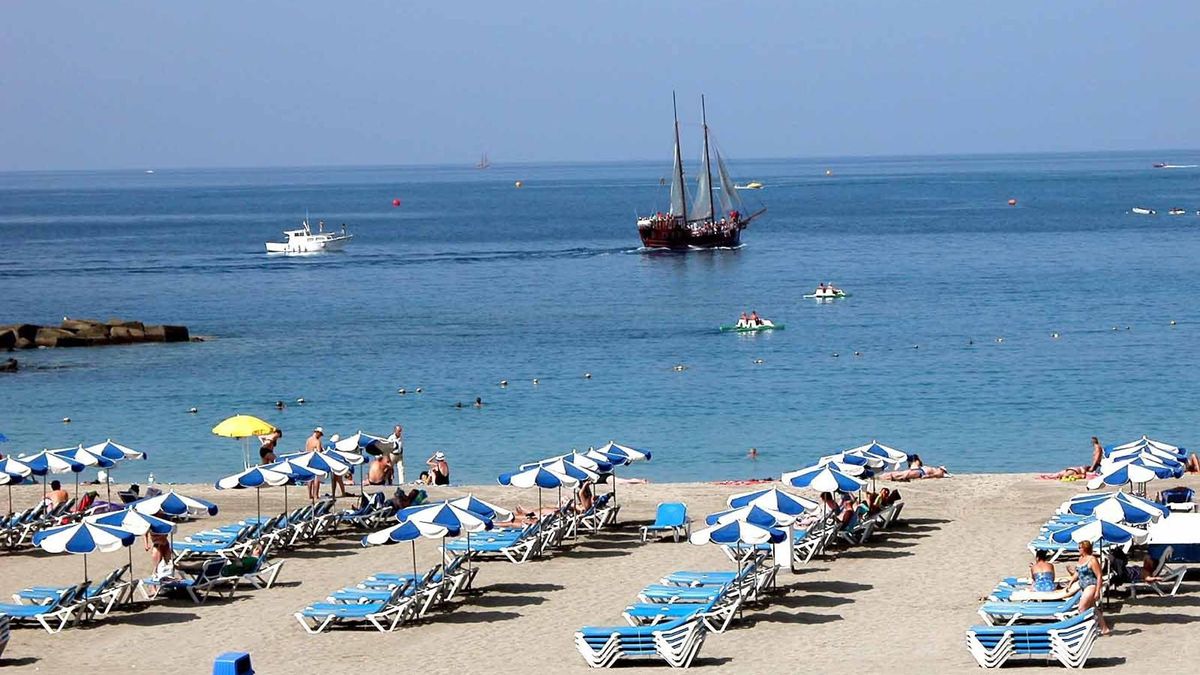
[1168,208,1187,216]
[1131,207,1156,216]
[265,218,352,255]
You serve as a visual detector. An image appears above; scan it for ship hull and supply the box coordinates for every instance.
[637,223,743,249]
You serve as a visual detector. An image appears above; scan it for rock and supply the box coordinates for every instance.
[106,318,145,331]
[0,329,16,351]
[14,324,39,342]
[15,338,32,349]
[0,358,17,372]
[35,327,74,348]
[145,324,189,343]
[61,318,105,333]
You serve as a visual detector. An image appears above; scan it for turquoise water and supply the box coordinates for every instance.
[2,152,1200,484]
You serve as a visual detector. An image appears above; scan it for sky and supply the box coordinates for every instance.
[2,1,1198,171]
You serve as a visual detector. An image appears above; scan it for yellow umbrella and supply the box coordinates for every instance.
[212,415,276,469]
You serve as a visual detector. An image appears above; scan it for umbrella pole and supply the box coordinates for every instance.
[411,540,417,583]
[466,531,473,591]
[83,552,89,583]
[126,545,134,607]
[256,488,261,522]
[105,470,112,504]
[7,484,11,515]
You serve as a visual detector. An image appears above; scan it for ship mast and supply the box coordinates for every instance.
[673,91,687,226]
[701,94,715,223]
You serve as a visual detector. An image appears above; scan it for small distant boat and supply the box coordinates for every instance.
[735,181,764,190]
[803,284,848,300]
[265,218,352,255]
[476,152,491,169]
[1131,207,1156,216]
[1153,163,1198,169]
[1153,163,1167,168]
[720,319,783,333]
[1168,208,1187,216]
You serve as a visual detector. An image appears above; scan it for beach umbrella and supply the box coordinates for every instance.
[526,450,613,474]
[705,504,795,528]
[499,464,581,517]
[86,507,176,590]
[394,500,493,573]
[212,414,276,469]
[334,431,394,456]
[846,440,909,467]
[1049,517,1149,546]
[280,450,353,477]
[727,487,817,515]
[1089,457,1177,491]
[0,457,33,514]
[19,449,86,503]
[263,459,321,509]
[783,464,866,493]
[447,494,515,523]
[1064,491,1169,522]
[1108,443,1183,465]
[82,440,147,502]
[33,520,136,583]
[52,445,117,503]
[591,441,650,509]
[362,519,455,585]
[815,457,871,477]
[1109,436,1181,456]
[216,465,291,521]
[821,452,885,470]
[133,490,219,518]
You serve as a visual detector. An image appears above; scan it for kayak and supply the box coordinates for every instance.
[720,323,784,333]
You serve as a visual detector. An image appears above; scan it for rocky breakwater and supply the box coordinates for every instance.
[0,318,194,352]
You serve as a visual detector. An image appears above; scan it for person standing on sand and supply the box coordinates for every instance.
[387,424,405,484]
[1069,540,1111,635]
[306,427,324,501]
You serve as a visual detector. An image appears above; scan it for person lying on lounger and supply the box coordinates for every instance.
[881,455,949,481]
[1042,436,1106,479]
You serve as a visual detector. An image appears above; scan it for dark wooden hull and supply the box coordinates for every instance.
[637,221,744,249]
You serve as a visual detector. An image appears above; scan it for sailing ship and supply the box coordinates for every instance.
[476,152,491,169]
[637,94,765,249]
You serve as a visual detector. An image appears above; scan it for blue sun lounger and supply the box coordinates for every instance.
[0,582,90,634]
[295,584,413,634]
[978,590,1082,626]
[965,608,1098,668]
[639,502,691,543]
[575,615,707,669]
[13,565,132,618]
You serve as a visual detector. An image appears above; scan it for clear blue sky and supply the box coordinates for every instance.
[3,1,1197,170]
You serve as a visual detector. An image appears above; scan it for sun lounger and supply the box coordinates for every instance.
[1127,545,1187,598]
[295,584,414,634]
[965,609,1098,668]
[0,582,90,634]
[138,557,231,604]
[575,616,707,669]
[640,502,691,543]
[13,565,132,618]
[978,590,1082,626]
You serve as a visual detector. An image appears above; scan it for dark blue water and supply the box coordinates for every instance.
[3,152,1200,483]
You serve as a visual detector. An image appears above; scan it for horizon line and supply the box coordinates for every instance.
[2,146,1197,176]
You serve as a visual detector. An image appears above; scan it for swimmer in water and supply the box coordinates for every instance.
[455,401,463,408]
[474,397,484,408]
[748,447,759,460]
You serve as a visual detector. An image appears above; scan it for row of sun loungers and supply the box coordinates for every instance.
[575,553,778,668]
[0,565,133,634]
[173,498,341,562]
[294,554,475,633]
[1,499,79,550]
[442,493,620,565]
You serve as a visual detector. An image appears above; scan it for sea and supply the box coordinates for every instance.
[2,151,1200,486]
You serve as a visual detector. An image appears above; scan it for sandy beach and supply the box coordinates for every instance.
[2,474,1198,674]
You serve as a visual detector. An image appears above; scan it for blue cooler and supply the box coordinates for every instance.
[213,652,254,675]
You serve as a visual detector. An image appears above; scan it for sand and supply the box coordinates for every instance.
[1,474,1198,673]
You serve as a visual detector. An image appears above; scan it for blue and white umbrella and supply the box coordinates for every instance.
[1064,491,1168,522]
[727,487,817,515]
[0,456,33,513]
[783,464,866,493]
[281,450,353,477]
[133,490,219,518]
[1089,457,1176,490]
[500,464,582,516]
[705,504,795,528]
[1109,435,1181,456]
[362,519,456,583]
[18,449,85,476]
[689,519,786,547]
[821,452,884,470]
[86,507,177,584]
[815,457,871,477]
[447,494,515,523]
[396,501,493,533]
[526,450,613,474]
[334,431,394,457]
[33,520,137,582]
[1049,517,1149,546]
[216,465,291,521]
[846,440,909,467]
[52,445,118,501]
[594,441,651,465]
[84,439,147,462]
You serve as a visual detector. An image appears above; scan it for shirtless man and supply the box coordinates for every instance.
[367,454,394,486]
[306,427,324,501]
[46,480,70,507]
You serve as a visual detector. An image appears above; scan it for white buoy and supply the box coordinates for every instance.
[912,344,919,349]
[188,407,198,414]
[415,387,423,393]
[398,388,407,395]
[584,372,592,379]
[62,417,71,423]
[673,364,687,372]
[854,351,862,357]
[1051,332,1060,339]
[1170,320,1177,326]
[832,352,839,358]
[753,358,764,364]
[296,397,306,404]
[532,378,540,385]
[995,337,1004,343]
[499,380,508,387]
